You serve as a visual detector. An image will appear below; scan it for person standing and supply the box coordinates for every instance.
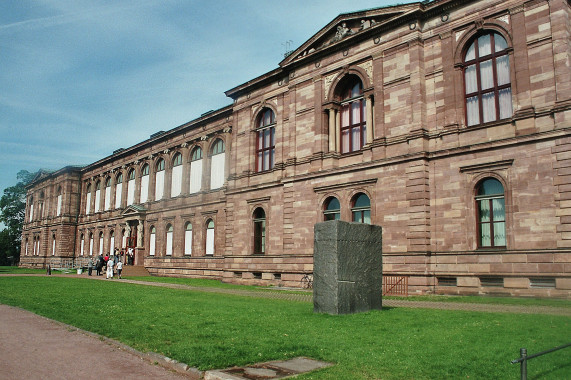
[106,256,114,279]
[116,260,123,279]
[88,258,94,276]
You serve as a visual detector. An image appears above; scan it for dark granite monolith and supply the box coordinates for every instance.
[313,220,382,314]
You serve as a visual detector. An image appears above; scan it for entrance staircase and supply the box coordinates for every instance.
[122,265,150,277]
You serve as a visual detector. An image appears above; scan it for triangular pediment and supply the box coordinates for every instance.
[122,204,147,217]
[280,3,420,67]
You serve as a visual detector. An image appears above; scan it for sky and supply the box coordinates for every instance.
[0,0,416,199]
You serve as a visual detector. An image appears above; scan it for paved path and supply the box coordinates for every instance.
[0,303,198,380]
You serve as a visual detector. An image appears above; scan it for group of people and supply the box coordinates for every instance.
[87,248,133,279]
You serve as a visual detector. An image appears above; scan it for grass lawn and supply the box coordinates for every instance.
[0,275,569,379]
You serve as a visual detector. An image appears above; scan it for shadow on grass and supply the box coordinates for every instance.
[528,360,571,380]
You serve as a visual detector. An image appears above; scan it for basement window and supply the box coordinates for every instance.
[437,277,457,287]
[480,277,504,287]
[530,277,556,289]
[234,272,242,278]
[274,273,281,280]
[253,272,262,280]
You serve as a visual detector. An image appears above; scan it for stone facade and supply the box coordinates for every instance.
[20,0,571,297]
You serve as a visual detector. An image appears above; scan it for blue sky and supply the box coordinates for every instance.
[0,0,414,199]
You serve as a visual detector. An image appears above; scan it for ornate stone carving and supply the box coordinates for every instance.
[357,61,373,84]
[324,73,337,101]
[497,14,510,24]
[200,135,208,141]
[455,29,466,42]
[223,126,232,134]
[163,149,169,154]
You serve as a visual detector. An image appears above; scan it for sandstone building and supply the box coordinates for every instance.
[20,0,571,297]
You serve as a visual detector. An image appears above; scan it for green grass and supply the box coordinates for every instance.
[0,276,569,379]
[0,266,45,274]
[385,294,571,308]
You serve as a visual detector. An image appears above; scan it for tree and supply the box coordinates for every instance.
[0,170,37,265]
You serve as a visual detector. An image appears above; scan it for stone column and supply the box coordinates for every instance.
[365,95,374,144]
[328,108,337,152]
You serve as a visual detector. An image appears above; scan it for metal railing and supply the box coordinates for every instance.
[511,343,571,380]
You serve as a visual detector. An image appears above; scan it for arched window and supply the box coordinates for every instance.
[171,153,183,198]
[109,230,115,254]
[352,193,371,224]
[464,32,512,126]
[155,159,165,201]
[80,234,85,256]
[256,108,276,172]
[165,224,174,256]
[253,208,266,254]
[340,76,366,153]
[476,178,506,248]
[115,173,123,208]
[205,219,215,255]
[127,169,136,206]
[140,164,150,203]
[25,238,29,256]
[56,186,63,216]
[104,177,111,211]
[89,233,94,256]
[149,226,156,256]
[98,231,104,255]
[85,185,91,215]
[190,147,203,194]
[323,197,341,221]
[184,222,193,256]
[210,139,225,189]
[29,196,34,221]
[94,181,101,213]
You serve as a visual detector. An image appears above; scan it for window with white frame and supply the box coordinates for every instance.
[94,181,101,213]
[166,224,173,256]
[464,32,512,126]
[109,230,115,254]
[104,177,111,211]
[115,173,123,208]
[29,196,34,221]
[171,153,183,197]
[127,169,135,206]
[99,232,104,255]
[89,233,94,256]
[56,187,62,216]
[140,164,149,203]
[149,226,156,256]
[85,185,91,215]
[190,147,203,194]
[184,222,192,255]
[155,159,165,201]
[210,139,225,189]
[205,219,215,255]
[476,178,506,248]
[80,234,84,256]
[52,234,56,256]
